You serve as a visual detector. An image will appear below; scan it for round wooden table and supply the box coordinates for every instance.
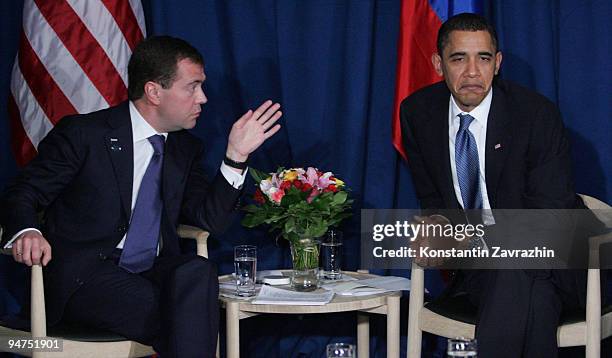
[218,271,401,358]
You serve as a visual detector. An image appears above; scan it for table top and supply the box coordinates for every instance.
[218,271,401,314]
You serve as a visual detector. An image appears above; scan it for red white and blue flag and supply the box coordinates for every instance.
[392,0,484,161]
[8,0,146,166]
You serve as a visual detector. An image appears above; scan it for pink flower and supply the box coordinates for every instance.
[304,167,319,186]
[317,172,334,188]
[269,188,285,203]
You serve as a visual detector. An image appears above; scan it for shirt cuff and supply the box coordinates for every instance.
[220,162,248,189]
[3,228,43,249]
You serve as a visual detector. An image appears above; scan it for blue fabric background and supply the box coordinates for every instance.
[0,1,610,357]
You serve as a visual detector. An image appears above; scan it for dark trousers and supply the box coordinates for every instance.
[62,252,219,358]
[457,269,585,358]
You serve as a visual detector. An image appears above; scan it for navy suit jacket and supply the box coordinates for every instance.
[1,101,241,323]
[400,79,581,211]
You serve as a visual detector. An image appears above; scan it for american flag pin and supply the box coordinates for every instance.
[110,138,122,151]
[494,143,502,150]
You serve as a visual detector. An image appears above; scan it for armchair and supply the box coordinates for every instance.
[0,225,210,358]
[407,194,612,358]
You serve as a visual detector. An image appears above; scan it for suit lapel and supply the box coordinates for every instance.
[105,102,134,218]
[428,90,458,209]
[485,85,512,208]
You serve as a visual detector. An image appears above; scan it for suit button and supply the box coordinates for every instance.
[75,278,83,285]
[117,225,127,233]
[98,253,107,261]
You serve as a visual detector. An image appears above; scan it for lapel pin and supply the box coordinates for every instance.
[110,138,122,151]
[494,143,502,150]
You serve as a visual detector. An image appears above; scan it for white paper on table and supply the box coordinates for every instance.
[321,276,427,296]
[252,285,334,305]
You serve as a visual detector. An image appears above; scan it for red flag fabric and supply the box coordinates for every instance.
[8,0,146,166]
[392,0,443,161]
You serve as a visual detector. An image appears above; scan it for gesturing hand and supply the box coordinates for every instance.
[12,230,52,266]
[226,100,282,163]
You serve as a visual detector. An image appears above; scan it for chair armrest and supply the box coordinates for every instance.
[31,265,47,337]
[177,225,210,258]
[0,243,47,337]
[588,231,612,268]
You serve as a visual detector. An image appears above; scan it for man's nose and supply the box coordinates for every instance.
[466,58,479,77]
[196,87,207,104]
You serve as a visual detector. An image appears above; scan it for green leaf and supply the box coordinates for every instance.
[332,191,348,205]
[249,167,269,184]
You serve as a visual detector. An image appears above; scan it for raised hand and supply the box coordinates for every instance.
[226,100,282,163]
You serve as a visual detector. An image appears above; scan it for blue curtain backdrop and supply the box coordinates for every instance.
[0,1,610,357]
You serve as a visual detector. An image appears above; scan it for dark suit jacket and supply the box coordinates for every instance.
[400,79,580,211]
[0,101,242,324]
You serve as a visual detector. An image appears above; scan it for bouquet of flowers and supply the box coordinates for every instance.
[242,167,353,244]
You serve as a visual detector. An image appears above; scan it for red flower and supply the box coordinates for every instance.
[280,180,292,191]
[293,180,303,189]
[254,188,266,204]
[324,185,338,193]
[301,183,313,193]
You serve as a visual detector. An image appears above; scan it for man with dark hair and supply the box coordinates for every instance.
[1,35,281,357]
[401,13,585,357]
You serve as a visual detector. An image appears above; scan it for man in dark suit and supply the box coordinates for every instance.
[1,36,281,357]
[400,13,586,357]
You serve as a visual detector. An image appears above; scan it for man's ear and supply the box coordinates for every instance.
[431,53,444,76]
[494,51,503,75]
[144,82,161,105]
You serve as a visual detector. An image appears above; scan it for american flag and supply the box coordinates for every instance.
[8,0,146,166]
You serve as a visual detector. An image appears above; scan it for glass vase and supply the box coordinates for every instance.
[290,238,320,291]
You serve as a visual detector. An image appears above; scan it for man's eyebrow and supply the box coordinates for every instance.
[448,51,466,58]
[478,51,494,57]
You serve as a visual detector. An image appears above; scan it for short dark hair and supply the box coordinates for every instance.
[437,13,499,55]
[128,35,204,101]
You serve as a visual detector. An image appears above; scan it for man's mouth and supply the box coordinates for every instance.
[460,84,484,92]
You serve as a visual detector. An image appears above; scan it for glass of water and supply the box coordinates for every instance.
[321,229,343,280]
[234,245,257,297]
[326,343,355,358]
[447,337,477,357]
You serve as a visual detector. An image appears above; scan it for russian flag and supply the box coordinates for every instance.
[392,0,484,161]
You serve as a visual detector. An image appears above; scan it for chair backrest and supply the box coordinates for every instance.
[579,194,612,226]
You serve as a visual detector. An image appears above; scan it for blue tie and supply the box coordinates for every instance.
[119,135,164,273]
[455,114,483,210]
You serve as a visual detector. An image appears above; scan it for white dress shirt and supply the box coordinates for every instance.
[4,101,247,249]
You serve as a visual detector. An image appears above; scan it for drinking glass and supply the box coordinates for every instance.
[234,245,257,297]
[321,229,343,280]
[326,343,355,358]
[447,337,477,357]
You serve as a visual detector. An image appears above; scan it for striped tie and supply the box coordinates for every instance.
[455,113,482,210]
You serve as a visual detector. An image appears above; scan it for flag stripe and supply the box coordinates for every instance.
[10,61,55,148]
[8,94,37,167]
[65,0,132,86]
[128,0,147,38]
[10,0,145,166]
[34,0,127,106]
[17,32,76,125]
[101,0,145,50]
[392,0,443,160]
[21,1,105,115]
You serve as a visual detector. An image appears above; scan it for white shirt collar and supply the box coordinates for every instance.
[450,88,493,125]
[129,101,168,143]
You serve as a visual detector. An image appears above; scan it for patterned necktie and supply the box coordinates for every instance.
[455,113,483,210]
[119,134,165,273]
